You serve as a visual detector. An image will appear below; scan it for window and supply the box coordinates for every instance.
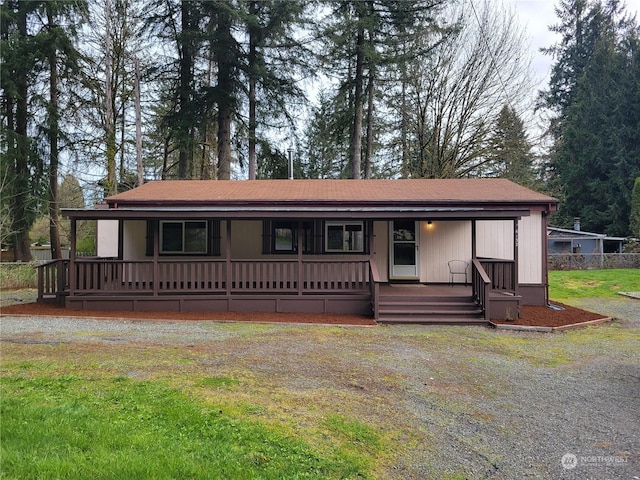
[160,220,208,254]
[274,223,295,252]
[264,221,315,254]
[325,222,364,253]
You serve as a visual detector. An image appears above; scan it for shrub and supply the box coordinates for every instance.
[0,263,37,289]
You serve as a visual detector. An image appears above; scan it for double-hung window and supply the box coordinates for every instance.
[325,222,364,253]
[160,220,208,254]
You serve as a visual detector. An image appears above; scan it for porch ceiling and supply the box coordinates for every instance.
[62,206,532,221]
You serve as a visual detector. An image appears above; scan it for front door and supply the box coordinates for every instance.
[389,220,419,280]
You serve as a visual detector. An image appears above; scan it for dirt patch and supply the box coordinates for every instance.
[493,302,607,327]
[0,300,609,328]
[0,302,377,326]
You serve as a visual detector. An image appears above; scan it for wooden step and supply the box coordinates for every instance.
[378,316,487,325]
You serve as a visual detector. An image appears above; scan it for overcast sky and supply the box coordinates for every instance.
[509,0,640,86]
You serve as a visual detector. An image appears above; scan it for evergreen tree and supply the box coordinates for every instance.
[315,0,445,179]
[541,0,640,235]
[630,177,640,238]
[486,105,539,189]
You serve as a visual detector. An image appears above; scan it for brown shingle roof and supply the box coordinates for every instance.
[106,179,556,205]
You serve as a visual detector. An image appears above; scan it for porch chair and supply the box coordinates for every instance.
[448,260,469,286]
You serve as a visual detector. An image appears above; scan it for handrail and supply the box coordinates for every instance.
[36,259,69,304]
[369,259,381,320]
[472,258,491,320]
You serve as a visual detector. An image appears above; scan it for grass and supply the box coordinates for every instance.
[0,263,36,289]
[548,268,640,302]
[1,374,378,480]
[2,267,638,478]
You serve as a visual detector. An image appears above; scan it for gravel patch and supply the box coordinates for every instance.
[1,299,639,479]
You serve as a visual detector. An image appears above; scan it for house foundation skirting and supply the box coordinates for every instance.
[518,284,547,306]
[65,294,373,316]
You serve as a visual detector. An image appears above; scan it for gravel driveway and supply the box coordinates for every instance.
[1,297,639,479]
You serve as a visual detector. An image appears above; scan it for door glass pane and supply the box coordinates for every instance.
[393,220,415,242]
[394,243,416,266]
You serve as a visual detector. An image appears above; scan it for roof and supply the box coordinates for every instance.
[548,227,626,241]
[105,179,557,206]
[62,179,557,220]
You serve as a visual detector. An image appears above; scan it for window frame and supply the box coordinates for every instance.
[324,221,365,253]
[159,220,209,255]
[263,221,316,254]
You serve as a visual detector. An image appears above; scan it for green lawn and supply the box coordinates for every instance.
[548,268,640,302]
[1,375,379,480]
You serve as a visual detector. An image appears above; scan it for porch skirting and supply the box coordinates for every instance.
[65,293,373,316]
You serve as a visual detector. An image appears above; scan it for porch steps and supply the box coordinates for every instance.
[376,293,485,324]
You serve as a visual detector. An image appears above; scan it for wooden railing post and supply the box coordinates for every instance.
[472,258,491,320]
[369,260,380,320]
[37,262,45,302]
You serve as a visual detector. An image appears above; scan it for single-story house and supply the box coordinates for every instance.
[38,179,558,323]
[548,220,625,254]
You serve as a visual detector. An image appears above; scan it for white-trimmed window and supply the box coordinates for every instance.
[160,220,208,254]
[325,222,364,253]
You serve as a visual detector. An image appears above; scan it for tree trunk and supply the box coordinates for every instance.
[247,1,258,180]
[12,2,32,262]
[216,6,234,180]
[364,65,375,179]
[104,0,117,195]
[46,5,62,259]
[349,25,364,179]
[134,57,144,186]
[178,0,194,179]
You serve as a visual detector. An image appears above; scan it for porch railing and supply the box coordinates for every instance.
[472,257,516,319]
[477,257,516,292]
[37,259,70,304]
[43,258,372,297]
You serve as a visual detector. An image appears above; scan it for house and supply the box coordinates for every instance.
[548,218,625,254]
[38,179,558,323]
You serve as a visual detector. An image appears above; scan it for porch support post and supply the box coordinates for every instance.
[297,221,303,295]
[117,220,124,260]
[226,220,232,296]
[513,218,519,294]
[153,220,159,296]
[68,218,77,298]
[471,219,477,300]
[471,219,477,259]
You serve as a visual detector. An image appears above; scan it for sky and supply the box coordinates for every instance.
[509,0,640,87]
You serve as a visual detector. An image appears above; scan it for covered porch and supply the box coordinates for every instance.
[36,255,517,323]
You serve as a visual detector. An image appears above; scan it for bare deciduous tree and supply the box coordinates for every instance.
[400,1,533,178]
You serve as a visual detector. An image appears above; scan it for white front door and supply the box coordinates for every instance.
[389,220,419,280]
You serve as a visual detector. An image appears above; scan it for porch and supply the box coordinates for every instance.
[36,257,518,323]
